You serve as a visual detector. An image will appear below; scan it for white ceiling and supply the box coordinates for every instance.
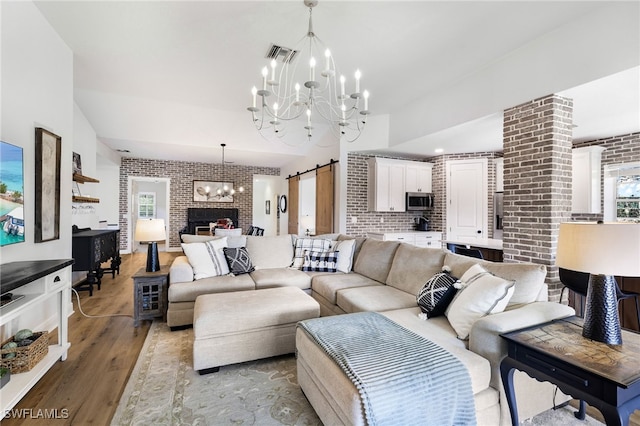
[34,1,640,167]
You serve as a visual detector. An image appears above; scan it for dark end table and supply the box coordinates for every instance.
[132,266,169,327]
[500,316,640,426]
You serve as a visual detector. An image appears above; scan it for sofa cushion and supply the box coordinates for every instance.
[445,264,515,340]
[337,235,366,265]
[181,234,246,248]
[386,244,447,295]
[246,234,294,269]
[168,273,255,303]
[311,273,380,304]
[336,286,417,313]
[444,252,546,307]
[223,247,255,275]
[250,267,311,290]
[181,238,229,279]
[293,237,332,269]
[302,250,339,273]
[382,307,491,395]
[331,239,357,273]
[416,268,459,318]
[352,239,400,283]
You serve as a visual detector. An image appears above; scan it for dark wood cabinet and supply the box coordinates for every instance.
[132,267,169,327]
[72,229,121,295]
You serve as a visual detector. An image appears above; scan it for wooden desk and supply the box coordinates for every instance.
[501,317,640,425]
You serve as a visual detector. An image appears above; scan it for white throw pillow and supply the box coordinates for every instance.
[181,237,229,280]
[292,237,332,269]
[331,239,356,273]
[445,263,515,340]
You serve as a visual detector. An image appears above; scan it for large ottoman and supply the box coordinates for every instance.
[193,286,320,374]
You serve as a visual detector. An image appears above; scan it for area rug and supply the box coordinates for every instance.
[111,321,604,426]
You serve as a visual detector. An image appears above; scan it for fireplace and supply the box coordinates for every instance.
[183,208,239,235]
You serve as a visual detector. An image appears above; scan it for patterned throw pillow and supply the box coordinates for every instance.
[302,250,339,273]
[416,268,459,318]
[223,247,255,275]
[181,237,229,280]
[292,238,332,269]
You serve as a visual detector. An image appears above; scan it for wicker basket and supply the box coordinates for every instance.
[0,331,49,373]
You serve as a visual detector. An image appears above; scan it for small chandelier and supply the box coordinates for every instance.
[203,144,244,201]
[247,0,370,143]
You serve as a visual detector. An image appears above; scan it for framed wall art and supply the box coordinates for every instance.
[193,180,235,203]
[0,140,25,246]
[35,127,61,243]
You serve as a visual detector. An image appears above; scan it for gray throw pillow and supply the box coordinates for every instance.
[223,247,255,275]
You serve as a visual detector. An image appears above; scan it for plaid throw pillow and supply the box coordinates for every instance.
[292,238,332,269]
[302,250,338,273]
[223,247,255,275]
[416,269,459,318]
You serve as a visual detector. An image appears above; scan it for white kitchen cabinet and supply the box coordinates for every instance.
[572,146,605,214]
[367,231,443,248]
[405,162,433,193]
[367,157,406,212]
[495,158,504,192]
[367,157,434,212]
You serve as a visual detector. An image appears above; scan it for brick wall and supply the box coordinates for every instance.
[119,158,279,250]
[571,132,640,221]
[503,94,574,301]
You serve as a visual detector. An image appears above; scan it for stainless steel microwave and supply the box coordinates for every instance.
[406,192,434,210]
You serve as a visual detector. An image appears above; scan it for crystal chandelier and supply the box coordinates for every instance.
[247,0,370,143]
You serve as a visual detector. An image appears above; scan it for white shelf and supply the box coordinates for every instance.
[0,344,70,414]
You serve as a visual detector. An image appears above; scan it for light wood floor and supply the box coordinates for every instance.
[4,251,639,425]
[3,251,180,426]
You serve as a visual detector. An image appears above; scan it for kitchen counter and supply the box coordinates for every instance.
[442,237,503,250]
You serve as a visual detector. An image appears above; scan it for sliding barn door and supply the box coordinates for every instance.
[315,164,334,235]
[288,176,299,234]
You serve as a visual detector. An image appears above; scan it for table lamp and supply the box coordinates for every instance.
[135,218,166,272]
[300,215,314,236]
[556,222,640,345]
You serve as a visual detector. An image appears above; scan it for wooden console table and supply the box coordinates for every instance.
[72,229,121,295]
[0,259,73,414]
[501,317,640,425]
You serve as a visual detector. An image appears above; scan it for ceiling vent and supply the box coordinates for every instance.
[265,44,298,63]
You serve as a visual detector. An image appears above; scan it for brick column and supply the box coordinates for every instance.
[502,94,573,301]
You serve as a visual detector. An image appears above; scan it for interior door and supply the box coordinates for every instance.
[446,159,488,240]
[315,164,334,235]
[288,176,299,234]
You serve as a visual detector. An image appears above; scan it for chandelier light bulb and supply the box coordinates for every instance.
[324,49,331,71]
[261,67,268,90]
[217,188,222,195]
[340,75,346,97]
[306,108,311,126]
[238,186,244,193]
[270,59,277,81]
[273,102,279,117]
[251,86,257,108]
[363,90,369,111]
[295,83,300,102]
[354,69,361,94]
[309,57,316,81]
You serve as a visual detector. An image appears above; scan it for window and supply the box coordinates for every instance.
[138,192,156,219]
[616,175,640,222]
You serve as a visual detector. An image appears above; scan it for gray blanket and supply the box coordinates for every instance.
[298,312,477,426]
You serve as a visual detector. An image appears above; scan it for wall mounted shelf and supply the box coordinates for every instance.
[72,173,100,203]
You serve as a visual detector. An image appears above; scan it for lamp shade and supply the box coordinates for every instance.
[556,222,640,277]
[135,219,166,242]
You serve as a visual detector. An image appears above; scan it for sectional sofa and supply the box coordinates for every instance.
[169,233,575,425]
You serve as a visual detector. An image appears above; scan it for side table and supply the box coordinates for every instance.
[500,316,640,426]
[132,266,169,327]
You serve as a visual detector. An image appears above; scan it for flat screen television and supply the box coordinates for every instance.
[0,140,25,246]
